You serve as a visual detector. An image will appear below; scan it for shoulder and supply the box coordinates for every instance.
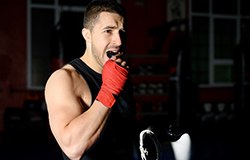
[44,64,87,99]
[45,65,75,90]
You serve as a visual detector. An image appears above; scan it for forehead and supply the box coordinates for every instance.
[95,11,124,29]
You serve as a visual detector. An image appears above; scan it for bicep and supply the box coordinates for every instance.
[45,71,83,139]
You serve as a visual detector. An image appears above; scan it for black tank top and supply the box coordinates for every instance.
[62,58,137,160]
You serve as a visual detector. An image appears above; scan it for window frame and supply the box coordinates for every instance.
[189,0,250,87]
[27,0,87,90]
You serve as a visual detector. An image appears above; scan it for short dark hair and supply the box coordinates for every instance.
[83,0,126,30]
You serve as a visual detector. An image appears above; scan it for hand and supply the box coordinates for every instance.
[96,59,129,108]
[107,51,129,69]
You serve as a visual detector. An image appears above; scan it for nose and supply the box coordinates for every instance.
[113,30,126,48]
[112,32,122,46]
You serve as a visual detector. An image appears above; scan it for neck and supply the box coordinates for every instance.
[81,51,102,74]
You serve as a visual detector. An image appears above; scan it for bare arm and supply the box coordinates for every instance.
[45,68,110,160]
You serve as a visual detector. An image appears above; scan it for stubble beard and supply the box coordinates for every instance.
[91,44,104,69]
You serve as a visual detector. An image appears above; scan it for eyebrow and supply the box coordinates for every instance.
[103,26,115,30]
[103,25,125,32]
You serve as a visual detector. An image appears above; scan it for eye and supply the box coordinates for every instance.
[104,29,112,34]
[120,29,126,33]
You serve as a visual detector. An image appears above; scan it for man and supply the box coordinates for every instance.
[44,0,138,159]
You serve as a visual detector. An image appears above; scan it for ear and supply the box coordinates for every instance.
[82,28,91,43]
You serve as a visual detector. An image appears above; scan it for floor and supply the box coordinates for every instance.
[0,120,248,160]
[189,125,247,160]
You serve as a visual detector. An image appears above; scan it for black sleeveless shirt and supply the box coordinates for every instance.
[62,58,137,160]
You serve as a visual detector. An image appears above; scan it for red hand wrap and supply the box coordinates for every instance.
[96,59,128,108]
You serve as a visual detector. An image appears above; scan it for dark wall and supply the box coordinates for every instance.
[0,0,28,132]
[122,0,167,55]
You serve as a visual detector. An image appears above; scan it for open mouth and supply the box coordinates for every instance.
[107,51,123,58]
